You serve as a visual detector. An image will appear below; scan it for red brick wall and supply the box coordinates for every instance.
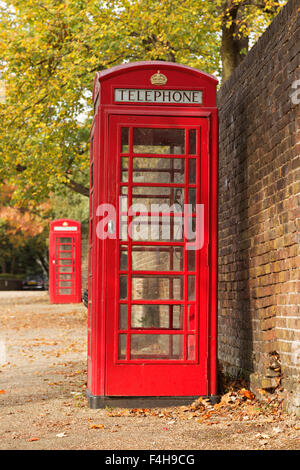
[218,0,300,415]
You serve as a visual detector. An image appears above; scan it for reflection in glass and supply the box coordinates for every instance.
[130,215,183,242]
[132,187,184,211]
[189,129,196,155]
[132,158,185,184]
[187,250,196,271]
[131,304,183,329]
[120,187,128,212]
[132,245,184,271]
[188,159,196,184]
[118,334,127,359]
[59,259,72,265]
[120,247,128,270]
[58,266,72,273]
[132,275,184,300]
[59,281,72,287]
[120,217,128,241]
[59,237,72,243]
[58,273,72,280]
[133,128,185,154]
[188,188,196,212]
[187,335,196,360]
[130,334,183,359]
[119,275,127,299]
[121,157,129,182]
[188,304,196,330]
[188,276,195,300]
[119,304,127,330]
[59,251,73,259]
[59,288,72,295]
[121,128,129,153]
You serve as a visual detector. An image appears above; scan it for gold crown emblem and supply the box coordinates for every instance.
[150,70,167,85]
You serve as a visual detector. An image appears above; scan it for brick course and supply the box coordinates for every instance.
[218,0,300,414]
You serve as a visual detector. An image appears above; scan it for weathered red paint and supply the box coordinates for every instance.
[49,219,81,304]
[87,62,218,404]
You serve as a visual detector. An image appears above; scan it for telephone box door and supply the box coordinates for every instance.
[105,115,210,396]
[49,220,81,304]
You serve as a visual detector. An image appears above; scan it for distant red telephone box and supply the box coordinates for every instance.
[49,219,81,304]
[87,62,218,407]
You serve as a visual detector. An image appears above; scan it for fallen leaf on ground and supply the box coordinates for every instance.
[56,432,67,437]
[27,437,39,442]
[0,390,6,394]
[239,388,255,400]
[90,424,104,429]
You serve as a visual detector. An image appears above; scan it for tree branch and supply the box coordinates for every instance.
[64,178,89,197]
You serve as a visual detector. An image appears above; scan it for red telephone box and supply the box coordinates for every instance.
[49,219,81,304]
[87,62,218,407]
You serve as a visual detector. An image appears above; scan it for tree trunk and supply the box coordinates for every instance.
[221,2,249,83]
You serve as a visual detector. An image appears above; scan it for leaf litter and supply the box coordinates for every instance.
[1,292,299,450]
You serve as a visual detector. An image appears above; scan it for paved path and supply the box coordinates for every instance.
[0,291,299,450]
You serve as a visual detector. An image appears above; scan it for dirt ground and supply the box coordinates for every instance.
[0,291,299,451]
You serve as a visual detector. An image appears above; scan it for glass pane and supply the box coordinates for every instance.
[133,128,185,154]
[189,129,196,155]
[131,215,183,242]
[59,244,72,251]
[121,128,129,153]
[59,281,73,287]
[119,275,127,299]
[187,335,196,360]
[120,187,128,212]
[121,157,129,182]
[59,237,72,243]
[59,251,73,259]
[59,288,72,295]
[132,246,184,271]
[188,188,196,212]
[188,276,195,300]
[58,259,72,265]
[188,159,196,184]
[188,304,196,330]
[120,216,128,240]
[58,266,72,273]
[118,334,127,359]
[119,304,127,330]
[185,217,196,241]
[132,187,184,211]
[187,250,196,271]
[58,273,72,280]
[131,304,183,329]
[130,334,183,359]
[132,275,184,300]
[120,247,128,270]
[132,158,185,184]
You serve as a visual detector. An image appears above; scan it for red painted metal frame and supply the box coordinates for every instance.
[87,61,218,400]
[104,115,209,396]
[49,219,81,304]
